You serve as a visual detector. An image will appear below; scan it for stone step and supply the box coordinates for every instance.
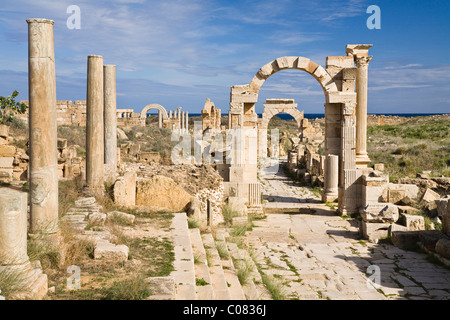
[189,228,215,300]
[170,212,196,300]
[201,233,232,300]
[215,230,246,300]
[227,241,272,300]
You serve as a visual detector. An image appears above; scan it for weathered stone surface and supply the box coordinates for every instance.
[106,211,135,225]
[88,212,106,226]
[391,230,420,249]
[94,240,129,262]
[361,203,399,223]
[420,188,440,206]
[435,238,450,259]
[227,196,248,217]
[0,145,16,157]
[145,277,175,300]
[388,189,406,204]
[418,230,449,252]
[361,220,391,242]
[435,198,449,217]
[117,127,128,140]
[0,125,9,138]
[399,213,426,231]
[136,175,191,211]
[113,172,136,207]
[75,197,96,207]
[186,198,202,220]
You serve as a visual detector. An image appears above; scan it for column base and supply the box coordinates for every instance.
[0,261,48,300]
[355,153,371,168]
[322,192,338,203]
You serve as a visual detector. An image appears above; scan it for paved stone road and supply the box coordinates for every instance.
[249,161,450,300]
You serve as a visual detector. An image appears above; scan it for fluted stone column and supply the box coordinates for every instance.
[355,56,372,167]
[104,65,117,167]
[181,111,185,131]
[177,107,182,131]
[185,111,189,132]
[85,55,104,196]
[0,188,48,299]
[322,154,339,202]
[27,18,59,237]
[104,65,117,184]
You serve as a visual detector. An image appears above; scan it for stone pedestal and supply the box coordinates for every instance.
[85,55,104,196]
[27,18,59,237]
[322,155,339,202]
[0,188,48,300]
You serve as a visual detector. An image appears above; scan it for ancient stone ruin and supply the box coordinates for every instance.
[1,17,449,301]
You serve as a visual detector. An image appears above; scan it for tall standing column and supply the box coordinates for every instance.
[27,19,59,237]
[104,65,117,168]
[158,110,162,129]
[177,107,182,131]
[85,55,104,196]
[355,56,372,167]
[185,111,189,132]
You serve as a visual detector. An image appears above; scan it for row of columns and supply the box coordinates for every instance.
[0,18,119,298]
[167,108,189,132]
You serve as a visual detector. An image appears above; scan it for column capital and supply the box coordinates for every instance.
[355,56,373,67]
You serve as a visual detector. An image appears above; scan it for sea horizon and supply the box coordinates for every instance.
[146,112,449,120]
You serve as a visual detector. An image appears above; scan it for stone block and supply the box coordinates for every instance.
[0,157,14,168]
[227,196,248,217]
[113,172,136,208]
[341,67,357,80]
[420,188,440,206]
[435,238,450,259]
[145,277,175,300]
[399,213,425,231]
[136,175,190,211]
[94,240,129,262]
[435,198,449,217]
[418,230,449,252]
[443,214,450,237]
[388,183,419,200]
[106,211,135,225]
[0,124,9,138]
[0,145,16,157]
[391,230,420,249]
[0,168,13,182]
[361,203,399,223]
[361,221,391,243]
[75,197,96,207]
[326,56,354,69]
[374,163,384,171]
[387,189,406,204]
[88,212,106,226]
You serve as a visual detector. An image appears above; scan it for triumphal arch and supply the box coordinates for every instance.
[224,44,373,216]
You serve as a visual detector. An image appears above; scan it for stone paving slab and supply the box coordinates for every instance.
[248,163,450,300]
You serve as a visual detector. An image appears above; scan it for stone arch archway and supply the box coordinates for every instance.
[226,47,372,216]
[248,56,338,97]
[258,99,304,159]
[140,104,169,128]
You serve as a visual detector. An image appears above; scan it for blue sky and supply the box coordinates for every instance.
[0,0,449,114]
